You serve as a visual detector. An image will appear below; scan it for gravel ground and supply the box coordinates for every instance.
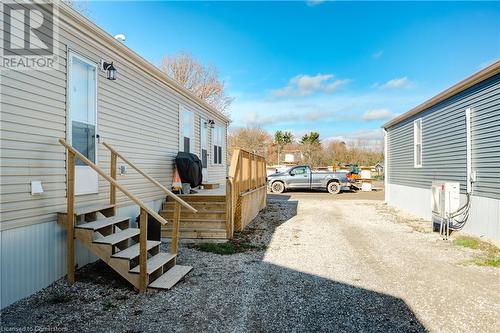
[1,195,498,333]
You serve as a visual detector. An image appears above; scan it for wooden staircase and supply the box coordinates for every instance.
[58,139,197,292]
[58,204,191,290]
[161,195,228,240]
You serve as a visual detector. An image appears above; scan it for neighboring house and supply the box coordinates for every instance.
[0,1,229,308]
[281,150,302,165]
[373,163,383,173]
[383,60,500,241]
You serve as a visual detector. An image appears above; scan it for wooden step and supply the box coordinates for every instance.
[111,241,161,260]
[59,203,116,216]
[162,202,226,211]
[130,253,176,274]
[148,265,192,290]
[162,218,226,225]
[173,195,226,202]
[76,216,130,231]
[162,220,226,229]
[94,228,139,245]
[161,211,226,220]
[161,228,227,239]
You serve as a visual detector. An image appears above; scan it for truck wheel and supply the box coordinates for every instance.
[271,181,285,193]
[327,182,341,194]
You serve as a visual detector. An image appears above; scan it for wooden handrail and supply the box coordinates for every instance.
[102,142,197,213]
[58,139,169,226]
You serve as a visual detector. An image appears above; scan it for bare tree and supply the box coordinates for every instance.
[228,127,273,160]
[324,139,384,166]
[64,0,92,17]
[160,52,233,116]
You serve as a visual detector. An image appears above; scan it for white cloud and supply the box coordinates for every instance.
[372,50,383,59]
[271,74,350,97]
[229,90,421,131]
[325,129,384,149]
[362,109,393,121]
[377,76,412,89]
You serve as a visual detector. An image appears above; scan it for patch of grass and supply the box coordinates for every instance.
[472,256,500,267]
[453,237,480,249]
[453,236,499,254]
[102,300,117,311]
[191,242,264,255]
[453,236,500,268]
[48,292,71,304]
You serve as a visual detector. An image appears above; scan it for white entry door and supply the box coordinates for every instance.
[200,117,208,182]
[68,53,99,195]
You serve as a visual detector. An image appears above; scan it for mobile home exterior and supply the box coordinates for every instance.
[383,61,500,242]
[1,1,229,308]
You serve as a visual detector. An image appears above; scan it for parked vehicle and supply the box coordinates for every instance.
[267,165,351,194]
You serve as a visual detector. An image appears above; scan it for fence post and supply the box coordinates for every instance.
[110,151,117,214]
[139,208,148,292]
[170,202,181,255]
[67,150,75,284]
[225,178,233,239]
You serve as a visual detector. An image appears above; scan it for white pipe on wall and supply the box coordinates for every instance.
[383,128,388,202]
[465,108,472,194]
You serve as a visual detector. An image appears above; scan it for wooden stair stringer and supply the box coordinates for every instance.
[74,228,142,289]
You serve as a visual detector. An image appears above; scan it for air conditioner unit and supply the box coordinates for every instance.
[431,181,460,218]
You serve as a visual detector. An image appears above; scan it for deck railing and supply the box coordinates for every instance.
[226,148,267,238]
[59,139,196,292]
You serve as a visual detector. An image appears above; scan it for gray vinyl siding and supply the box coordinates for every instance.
[0,1,228,231]
[387,74,500,200]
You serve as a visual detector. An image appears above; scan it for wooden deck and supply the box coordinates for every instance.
[162,148,268,241]
[187,185,226,196]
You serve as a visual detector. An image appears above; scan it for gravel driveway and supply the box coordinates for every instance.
[1,195,498,333]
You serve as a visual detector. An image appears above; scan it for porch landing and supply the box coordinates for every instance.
[184,184,226,196]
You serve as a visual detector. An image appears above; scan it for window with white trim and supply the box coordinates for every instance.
[213,125,224,165]
[414,118,422,167]
[179,107,194,153]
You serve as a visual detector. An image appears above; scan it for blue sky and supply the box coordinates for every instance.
[86,0,500,144]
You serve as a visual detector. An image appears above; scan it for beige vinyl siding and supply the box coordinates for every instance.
[0,1,228,231]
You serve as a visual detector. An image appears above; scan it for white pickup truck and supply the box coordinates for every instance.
[267,165,351,194]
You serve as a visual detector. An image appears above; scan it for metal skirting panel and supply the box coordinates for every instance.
[0,199,163,309]
[386,183,500,241]
[466,195,500,241]
[0,221,96,309]
[386,183,432,220]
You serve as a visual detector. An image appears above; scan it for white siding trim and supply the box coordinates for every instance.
[413,118,422,168]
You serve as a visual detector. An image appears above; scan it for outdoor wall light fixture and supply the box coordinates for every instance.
[102,61,117,80]
[207,119,215,128]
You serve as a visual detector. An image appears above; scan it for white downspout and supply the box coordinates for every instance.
[465,108,472,194]
[383,128,388,203]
